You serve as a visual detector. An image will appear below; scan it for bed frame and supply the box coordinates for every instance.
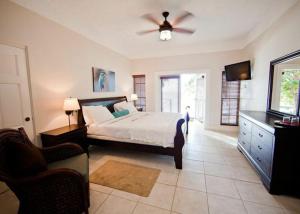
[78,96,186,169]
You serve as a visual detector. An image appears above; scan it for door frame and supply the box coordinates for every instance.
[160,75,181,113]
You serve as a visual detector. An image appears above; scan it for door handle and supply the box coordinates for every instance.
[25,117,30,122]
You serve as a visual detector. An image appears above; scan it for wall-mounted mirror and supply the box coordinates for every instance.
[267,50,300,116]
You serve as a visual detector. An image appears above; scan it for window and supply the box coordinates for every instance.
[221,71,241,125]
[133,75,146,111]
[272,67,300,115]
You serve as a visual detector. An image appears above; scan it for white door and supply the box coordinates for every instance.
[0,44,34,140]
[195,75,206,123]
[161,76,180,113]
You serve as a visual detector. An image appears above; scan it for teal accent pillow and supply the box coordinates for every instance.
[112,109,129,118]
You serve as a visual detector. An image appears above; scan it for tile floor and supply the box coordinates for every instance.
[1,121,300,214]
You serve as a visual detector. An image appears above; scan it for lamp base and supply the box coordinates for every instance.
[65,111,72,127]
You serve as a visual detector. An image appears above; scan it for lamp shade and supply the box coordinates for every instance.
[63,97,80,111]
[131,94,138,101]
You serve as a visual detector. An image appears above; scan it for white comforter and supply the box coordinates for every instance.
[87,112,182,148]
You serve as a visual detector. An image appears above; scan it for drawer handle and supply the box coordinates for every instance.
[258,133,263,138]
[256,157,262,162]
[257,145,262,150]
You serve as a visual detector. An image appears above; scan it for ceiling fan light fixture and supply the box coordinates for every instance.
[160,30,172,41]
[139,11,194,40]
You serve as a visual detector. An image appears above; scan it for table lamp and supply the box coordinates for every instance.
[63,97,80,127]
[131,94,138,102]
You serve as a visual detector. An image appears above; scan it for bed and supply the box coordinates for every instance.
[78,96,187,169]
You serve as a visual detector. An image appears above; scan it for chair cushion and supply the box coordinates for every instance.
[6,141,47,176]
[48,153,89,182]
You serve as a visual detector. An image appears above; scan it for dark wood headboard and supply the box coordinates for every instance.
[77,96,127,125]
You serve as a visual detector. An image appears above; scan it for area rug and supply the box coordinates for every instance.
[90,160,161,197]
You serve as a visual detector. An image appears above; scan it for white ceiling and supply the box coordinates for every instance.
[11,0,298,59]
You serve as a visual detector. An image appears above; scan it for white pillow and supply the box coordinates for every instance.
[82,106,94,125]
[125,102,138,113]
[113,101,127,112]
[89,106,114,124]
[114,101,137,113]
[82,106,114,125]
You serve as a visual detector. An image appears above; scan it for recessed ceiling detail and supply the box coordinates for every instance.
[11,0,298,59]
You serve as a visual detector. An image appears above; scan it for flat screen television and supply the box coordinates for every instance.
[225,60,251,81]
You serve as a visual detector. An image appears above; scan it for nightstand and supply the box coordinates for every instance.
[40,124,88,152]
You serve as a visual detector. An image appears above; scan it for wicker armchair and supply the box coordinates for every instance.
[0,128,90,214]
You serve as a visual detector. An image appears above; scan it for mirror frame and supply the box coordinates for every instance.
[267,49,300,117]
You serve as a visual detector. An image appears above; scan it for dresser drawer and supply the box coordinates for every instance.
[252,125,273,147]
[238,127,251,152]
[251,145,272,177]
[239,117,252,132]
[250,125,274,178]
[251,135,273,164]
[251,125,273,165]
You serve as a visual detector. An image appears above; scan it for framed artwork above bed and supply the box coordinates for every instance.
[92,67,116,92]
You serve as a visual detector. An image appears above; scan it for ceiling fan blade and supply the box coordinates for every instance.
[142,14,161,26]
[137,29,158,35]
[173,28,195,34]
[172,11,194,26]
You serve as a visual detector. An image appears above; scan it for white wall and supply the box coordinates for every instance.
[132,50,248,131]
[0,0,132,143]
[241,1,300,112]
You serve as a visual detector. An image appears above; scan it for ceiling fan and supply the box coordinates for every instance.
[138,11,195,41]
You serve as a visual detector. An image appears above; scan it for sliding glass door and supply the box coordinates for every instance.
[195,75,206,122]
[161,76,180,113]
